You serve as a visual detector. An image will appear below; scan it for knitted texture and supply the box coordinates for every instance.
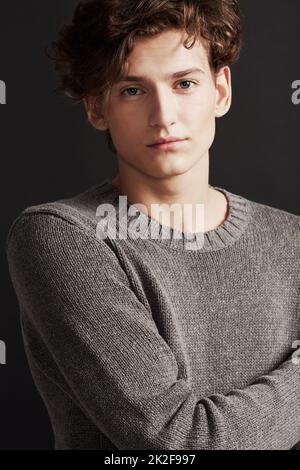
[5,179,300,450]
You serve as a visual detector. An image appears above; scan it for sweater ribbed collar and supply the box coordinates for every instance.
[95,178,252,252]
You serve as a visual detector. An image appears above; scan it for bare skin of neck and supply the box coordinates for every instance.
[111,176,229,234]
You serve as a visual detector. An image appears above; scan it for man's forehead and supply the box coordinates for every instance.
[127,30,208,64]
[114,30,209,85]
[118,67,205,84]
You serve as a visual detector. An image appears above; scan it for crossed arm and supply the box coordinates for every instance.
[6,211,300,449]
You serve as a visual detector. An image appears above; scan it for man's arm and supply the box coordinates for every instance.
[6,211,300,450]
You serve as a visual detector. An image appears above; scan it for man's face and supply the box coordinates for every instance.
[95,29,230,180]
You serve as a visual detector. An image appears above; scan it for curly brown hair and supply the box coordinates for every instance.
[46,0,243,153]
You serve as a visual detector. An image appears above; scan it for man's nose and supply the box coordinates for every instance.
[148,87,177,128]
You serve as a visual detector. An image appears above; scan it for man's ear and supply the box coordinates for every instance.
[214,66,232,118]
[84,96,109,131]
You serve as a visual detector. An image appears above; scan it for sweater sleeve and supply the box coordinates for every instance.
[5,211,300,450]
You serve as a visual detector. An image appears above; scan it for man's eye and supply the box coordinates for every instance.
[121,87,142,97]
[178,80,195,89]
[121,80,197,97]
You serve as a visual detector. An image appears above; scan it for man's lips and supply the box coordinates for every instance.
[147,139,188,151]
[148,138,188,147]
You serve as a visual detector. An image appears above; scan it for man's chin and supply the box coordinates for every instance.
[153,159,199,178]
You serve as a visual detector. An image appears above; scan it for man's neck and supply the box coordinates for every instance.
[111,175,229,234]
[112,157,229,233]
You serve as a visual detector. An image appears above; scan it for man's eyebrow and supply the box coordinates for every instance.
[119,67,205,83]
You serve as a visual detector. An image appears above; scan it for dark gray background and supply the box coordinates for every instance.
[1,1,299,449]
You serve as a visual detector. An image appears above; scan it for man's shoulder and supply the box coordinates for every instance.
[248,196,300,228]
[6,179,114,243]
[245,194,300,249]
[5,179,117,256]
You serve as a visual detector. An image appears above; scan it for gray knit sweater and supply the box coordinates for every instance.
[5,178,300,450]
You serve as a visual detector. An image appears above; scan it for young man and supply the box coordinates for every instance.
[6,0,300,449]
[86,26,231,241]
